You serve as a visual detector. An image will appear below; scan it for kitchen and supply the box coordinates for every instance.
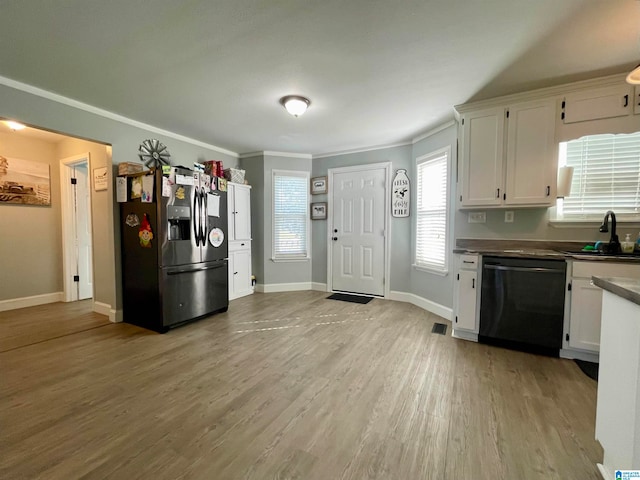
[1,1,640,478]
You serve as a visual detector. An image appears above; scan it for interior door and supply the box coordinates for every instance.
[331,167,386,296]
[73,164,93,300]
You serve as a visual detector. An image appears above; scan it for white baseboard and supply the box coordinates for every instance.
[93,301,122,323]
[256,282,313,293]
[312,282,328,292]
[388,291,452,321]
[0,292,64,312]
[560,348,599,363]
[112,309,123,323]
[452,329,478,342]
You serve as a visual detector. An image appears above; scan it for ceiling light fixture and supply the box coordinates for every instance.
[279,95,311,117]
[4,120,26,131]
[626,63,640,84]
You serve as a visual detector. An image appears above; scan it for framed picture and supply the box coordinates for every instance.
[0,155,51,206]
[310,176,327,195]
[93,167,108,191]
[311,202,327,220]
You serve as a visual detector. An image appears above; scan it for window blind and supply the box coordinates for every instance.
[561,132,640,218]
[416,150,448,272]
[273,171,309,259]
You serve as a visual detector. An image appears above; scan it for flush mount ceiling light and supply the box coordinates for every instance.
[3,120,26,131]
[626,63,640,84]
[279,95,311,117]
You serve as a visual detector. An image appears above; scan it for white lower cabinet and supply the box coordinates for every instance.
[229,242,253,300]
[566,261,640,355]
[452,254,480,338]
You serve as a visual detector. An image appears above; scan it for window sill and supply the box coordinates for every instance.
[271,256,311,263]
[412,264,448,276]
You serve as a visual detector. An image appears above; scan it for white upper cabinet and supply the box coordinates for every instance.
[562,84,634,124]
[460,107,505,206]
[504,100,557,204]
[228,183,251,242]
[459,99,557,208]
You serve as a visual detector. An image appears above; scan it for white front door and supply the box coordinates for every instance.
[73,164,93,300]
[331,167,386,296]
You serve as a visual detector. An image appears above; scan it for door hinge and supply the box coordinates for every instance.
[73,275,80,282]
[457,273,459,280]
[70,178,77,185]
[506,110,509,118]
[565,333,570,342]
[455,316,458,323]
[568,282,572,291]
[461,118,464,125]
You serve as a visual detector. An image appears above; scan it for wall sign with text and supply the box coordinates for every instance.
[392,169,410,217]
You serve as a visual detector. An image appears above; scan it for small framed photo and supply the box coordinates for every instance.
[310,202,327,220]
[93,166,108,191]
[310,176,327,195]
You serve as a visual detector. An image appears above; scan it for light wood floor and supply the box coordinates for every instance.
[0,292,602,479]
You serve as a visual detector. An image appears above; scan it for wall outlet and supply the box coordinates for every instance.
[468,212,486,224]
[505,211,514,223]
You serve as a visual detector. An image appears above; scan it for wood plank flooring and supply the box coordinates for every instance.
[0,292,602,479]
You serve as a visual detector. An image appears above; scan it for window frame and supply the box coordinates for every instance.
[550,131,640,225]
[413,146,450,276]
[271,169,311,262]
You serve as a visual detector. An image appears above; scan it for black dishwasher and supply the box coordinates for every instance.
[479,256,566,356]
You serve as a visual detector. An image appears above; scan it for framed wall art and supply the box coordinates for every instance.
[93,166,108,191]
[310,176,327,195]
[0,155,51,206]
[311,202,327,220]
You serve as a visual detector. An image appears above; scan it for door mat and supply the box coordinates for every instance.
[574,359,598,381]
[431,323,447,335]
[327,293,373,304]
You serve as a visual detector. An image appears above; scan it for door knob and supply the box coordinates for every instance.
[332,237,338,241]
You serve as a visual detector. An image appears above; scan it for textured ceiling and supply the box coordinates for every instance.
[0,0,639,156]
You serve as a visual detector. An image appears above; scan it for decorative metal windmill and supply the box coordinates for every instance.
[138,139,171,168]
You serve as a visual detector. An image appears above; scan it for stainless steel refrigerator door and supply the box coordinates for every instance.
[161,260,229,327]
[160,169,201,267]
[201,189,228,263]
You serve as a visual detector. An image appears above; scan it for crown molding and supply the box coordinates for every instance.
[313,141,412,159]
[455,73,628,114]
[238,151,264,159]
[0,75,239,158]
[412,120,456,144]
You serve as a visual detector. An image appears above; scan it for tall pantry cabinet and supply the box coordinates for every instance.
[227,182,253,300]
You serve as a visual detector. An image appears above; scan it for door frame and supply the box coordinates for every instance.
[60,153,94,302]
[326,162,392,298]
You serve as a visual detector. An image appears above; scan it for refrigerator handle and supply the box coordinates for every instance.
[193,186,200,246]
[201,189,207,246]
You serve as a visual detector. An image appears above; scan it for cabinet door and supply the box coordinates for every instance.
[230,249,252,299]
[635,85,640,115]
[233,185,252,241]
[568,278,603,352]
[454,269,478,332]
[504,100,557,205]
[460,107,505,206]
[563,84,633,124]
[227,184,236,241]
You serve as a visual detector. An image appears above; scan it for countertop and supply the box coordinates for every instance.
[592,276,640,306]
[454,239,640,263]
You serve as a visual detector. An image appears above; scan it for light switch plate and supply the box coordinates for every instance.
[468,212,486,223]
[505,211,514,223]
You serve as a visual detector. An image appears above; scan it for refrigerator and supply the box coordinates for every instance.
[120,167,228,333]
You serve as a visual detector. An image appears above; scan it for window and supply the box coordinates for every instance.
[557,131,640,221]
[415,147,449,274]
[272,170,310,260]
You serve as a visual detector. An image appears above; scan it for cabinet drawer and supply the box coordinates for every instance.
[572,261,640,279]
[229,240,251,252]
[459,254,478,270]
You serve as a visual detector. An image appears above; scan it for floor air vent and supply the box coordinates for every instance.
[431,323,447,335]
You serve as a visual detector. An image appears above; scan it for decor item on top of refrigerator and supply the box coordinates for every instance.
[119,166,228,333]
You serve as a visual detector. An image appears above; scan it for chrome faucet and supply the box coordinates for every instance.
[599,210,621,254]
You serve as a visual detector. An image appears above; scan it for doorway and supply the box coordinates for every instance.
[60,154,93,302]
[327,162,391,297]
